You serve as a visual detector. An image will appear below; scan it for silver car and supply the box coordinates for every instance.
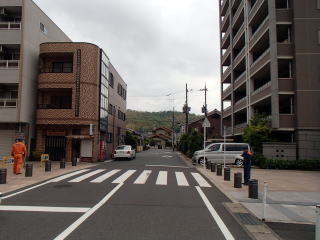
[113,145,136,160]
[192,143,251,166]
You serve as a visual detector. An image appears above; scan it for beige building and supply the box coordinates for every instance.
[220,0,320,159]
[0,0,71,158]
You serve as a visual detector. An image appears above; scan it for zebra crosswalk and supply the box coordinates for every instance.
[49,169,212,188]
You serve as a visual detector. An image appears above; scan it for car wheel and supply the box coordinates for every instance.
[235,159,243,167]
[198,157,206,165]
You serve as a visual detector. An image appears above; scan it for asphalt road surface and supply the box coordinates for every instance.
[0,149,253,240]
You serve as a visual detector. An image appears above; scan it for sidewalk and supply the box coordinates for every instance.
[179,153,320,224]
[0,161,98,194]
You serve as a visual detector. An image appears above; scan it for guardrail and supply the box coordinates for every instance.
[0,60,19,69]
[0,99,17,108]
[0,22,21,30]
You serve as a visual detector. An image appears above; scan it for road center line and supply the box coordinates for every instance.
[195,186,235,240]
[0,206,89,213]
[54,183,124,240]
[145,164,190,169]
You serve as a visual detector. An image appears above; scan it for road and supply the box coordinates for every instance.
[0,149,253,240]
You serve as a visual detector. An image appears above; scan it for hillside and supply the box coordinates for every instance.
[126,109,199,133]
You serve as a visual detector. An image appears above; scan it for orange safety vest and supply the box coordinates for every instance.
[11,142,27,156]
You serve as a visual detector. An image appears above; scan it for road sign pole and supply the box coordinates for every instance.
[203,126,206,169]
[223,125,226,168]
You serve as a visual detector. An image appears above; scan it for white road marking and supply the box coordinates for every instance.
[104,160,113,163]
[175,172,189,186]
[69,169,105,183]
[50,169,91,183]
[162,155,173,158]
[0,206,89,213]
[145,165,190,169]
[2,181,50,199]
[112,170,136,183]
[156,171,168,185]
[90,169,121,183]
[134,170,152,184]
[191,173,211,188]
[196,186,235,240]
[54,183,123,240]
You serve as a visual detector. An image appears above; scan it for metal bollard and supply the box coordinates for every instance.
[0,168,7,184]
[262,182,268,221]
[72,157,77,166]
[224,167,231,181]
[60,160,65,169]
[45,161,51,172]
[206,160,210,169]
[248,179,258,199]
[25,163,33,177]
[0,192,2,204]
[216,164,222,176]
[210,162,216,172]
[316,205,320,240]
[234,172,242,188]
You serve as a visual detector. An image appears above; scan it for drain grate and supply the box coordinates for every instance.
[234,212,261,225]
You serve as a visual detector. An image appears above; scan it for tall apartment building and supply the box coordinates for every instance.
[0,0,71,158]
[106,63,127,160]
[219,0,320,160]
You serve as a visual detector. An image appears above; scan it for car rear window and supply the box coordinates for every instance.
[116,146,131,150]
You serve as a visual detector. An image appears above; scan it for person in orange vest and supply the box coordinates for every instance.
[11,138,27,175]
[241,147,253,185]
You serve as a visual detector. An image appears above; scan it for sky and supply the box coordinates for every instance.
[34,0,221,115]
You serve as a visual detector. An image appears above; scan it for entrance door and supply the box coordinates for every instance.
[45,136,66,161]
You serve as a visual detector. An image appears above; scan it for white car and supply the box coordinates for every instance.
[113,145,136,160]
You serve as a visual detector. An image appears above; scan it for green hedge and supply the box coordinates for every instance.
[253,154,320,170]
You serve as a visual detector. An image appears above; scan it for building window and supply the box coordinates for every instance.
[318,0,320,9]
[107,133,113,143]
[318,28,320,44]
[109,73,114,88]
[40,22,47,34]
[52,62,72,73]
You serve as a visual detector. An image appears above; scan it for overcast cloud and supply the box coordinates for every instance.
[34,0,221,115]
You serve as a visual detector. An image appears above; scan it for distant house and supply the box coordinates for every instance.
[186,109,223,141]
[148,127,172,148]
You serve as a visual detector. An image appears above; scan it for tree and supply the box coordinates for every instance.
[125,131,138,149]
[243,113,271,153]
[187,130,203,157]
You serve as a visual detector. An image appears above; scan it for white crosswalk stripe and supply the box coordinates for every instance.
[90,169,121,183]
[50,169,91,183]
[175,172,189,186]
[69,169,105,183]
[134,170,152,184]
[156,171,168,185]
[112,170,136,183]
[191,172,211,188]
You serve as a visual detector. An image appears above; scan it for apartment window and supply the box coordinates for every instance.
[40,22,47,34]
[317,0,320,9]
[107,133,113,143]
[52,62,72,73]
[109,73,114,88]
[108,104,113,114]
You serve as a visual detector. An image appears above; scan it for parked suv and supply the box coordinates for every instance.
[192,143,251,166]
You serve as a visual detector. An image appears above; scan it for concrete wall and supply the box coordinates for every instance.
[296,130,320,160]
[263,142,296,161]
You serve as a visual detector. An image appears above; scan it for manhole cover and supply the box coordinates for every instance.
[53,184,72,188]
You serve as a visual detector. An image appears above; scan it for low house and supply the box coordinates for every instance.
[148,127,172,148]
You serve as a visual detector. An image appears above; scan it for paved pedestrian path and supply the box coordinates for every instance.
[179,153,320,224]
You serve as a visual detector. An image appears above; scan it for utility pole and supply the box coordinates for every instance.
[200,84,208,116]
[185,83,189,134]
[172,105,175,151]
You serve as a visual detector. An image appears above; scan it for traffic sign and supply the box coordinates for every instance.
[202,117,211,128]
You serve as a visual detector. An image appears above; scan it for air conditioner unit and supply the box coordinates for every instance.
[0,8,6,15]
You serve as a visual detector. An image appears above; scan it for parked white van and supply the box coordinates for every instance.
[192,143,251,166]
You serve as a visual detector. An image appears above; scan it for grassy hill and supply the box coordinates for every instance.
[126,109,199,133]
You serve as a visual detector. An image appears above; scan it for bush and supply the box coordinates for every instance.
[178,130,203,157]
[253,154,320,170]
[32,151,42,161]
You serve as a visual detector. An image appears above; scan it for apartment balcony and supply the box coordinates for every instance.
[221,0,229,16]
[250,17,269,48]
[279,78,294,92]
[0,107,17,122]
[222,66,232,83]
[0,98,17,108]
[250,49,270,76]
[234,122,247,135]
[234,72,246,90]
[249,0,265,23]
[222,46,231,66]
[222,86,232,100]
[276,9,293,23]
[37,109,75,124]
[233,48,245,68]
[233,24,245,47]
[232,1,244,27]
[38,72,75,86]
[234,96,247,113]
[221,10,230,32]
[279,114,295,129]
[223,106,232,117]
[226,126,233,136]
[277,43,293,58]
[0,22,21,44]
[251,81,271,104]
[0,60,19,69]
[221,27,231,49]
